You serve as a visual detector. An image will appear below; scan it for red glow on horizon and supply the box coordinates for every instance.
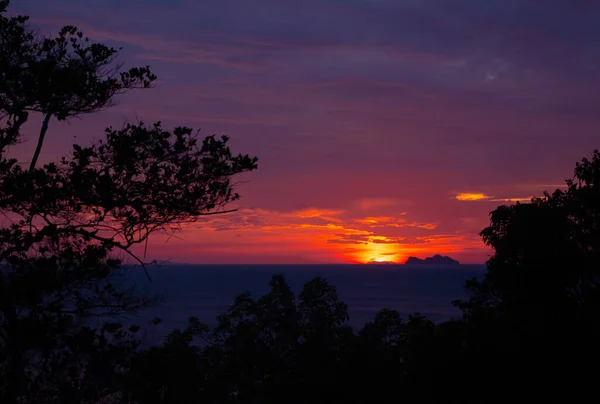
[134,206,490,265]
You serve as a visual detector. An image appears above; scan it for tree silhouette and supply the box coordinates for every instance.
[0,0,156,171]
[454,150,600,399]
[124,317,208,404]
[122,277,473,403]
[0,2,258,401]
[132,275,355,404]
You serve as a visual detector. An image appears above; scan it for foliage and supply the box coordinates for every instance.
[123,275,466,404]
[1,0,156,170]
[453,150,600,398]
[0,1,258,402]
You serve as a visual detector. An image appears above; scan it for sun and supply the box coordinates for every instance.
[356,242,402,264]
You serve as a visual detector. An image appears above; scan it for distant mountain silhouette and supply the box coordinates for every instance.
[404,254,460,265]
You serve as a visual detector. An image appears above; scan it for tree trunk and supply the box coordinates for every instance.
[29,112,52,172]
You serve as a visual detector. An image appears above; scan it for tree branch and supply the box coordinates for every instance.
[29,112,51,172]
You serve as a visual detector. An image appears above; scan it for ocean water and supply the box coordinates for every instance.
[119,264,486,342]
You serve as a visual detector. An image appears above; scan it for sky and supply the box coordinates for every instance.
[8,0,600,264]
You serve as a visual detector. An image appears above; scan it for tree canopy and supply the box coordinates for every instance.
[0,1,257,401]
[1,0,156,170]
[453,150,600,399]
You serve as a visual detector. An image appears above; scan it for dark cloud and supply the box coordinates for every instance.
[19,0,600,86]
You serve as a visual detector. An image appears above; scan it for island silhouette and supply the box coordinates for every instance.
[366,254,460,265]
[404,254,460,265]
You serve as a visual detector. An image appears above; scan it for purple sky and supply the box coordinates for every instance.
[10,0,600,264]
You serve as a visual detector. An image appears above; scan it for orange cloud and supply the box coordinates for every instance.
[354,216,436,230]
[455,193,491,201]
[455,193,535,203]
[415,223,436,230]
[354,216,401,225]
[294,208,343,218]
[293,208,344,223]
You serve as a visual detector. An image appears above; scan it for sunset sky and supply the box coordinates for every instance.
[10,0,600,264]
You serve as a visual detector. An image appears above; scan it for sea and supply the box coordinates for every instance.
[115,264,486,344]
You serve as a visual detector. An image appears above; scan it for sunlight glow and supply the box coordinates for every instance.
[354,242,402,264]
[141,206,488,264]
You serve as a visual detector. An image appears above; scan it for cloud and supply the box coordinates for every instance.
[293,208,344,222]
[327,234,371,245]
[353,216,436,230]
[489,197,533,203]
[456,193,533,203]
[22,0,600,96]
[370,235,405,244]
[455,193,491,201]
[354,198,410,210]
[354,216,402,225]
[414,223,436,230]
[327,233,404,245]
